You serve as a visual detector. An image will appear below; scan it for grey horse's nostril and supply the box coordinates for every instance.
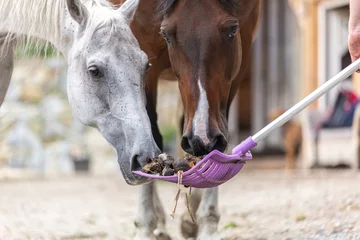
[131,155,142,171]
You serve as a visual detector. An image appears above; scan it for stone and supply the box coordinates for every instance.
[0,140,11,167]
[20,85,43,103]
[5,119,44,171]
[43,141,74,177]
[40,95,68,141]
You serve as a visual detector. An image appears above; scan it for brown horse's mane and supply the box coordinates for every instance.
[158,0,241,17]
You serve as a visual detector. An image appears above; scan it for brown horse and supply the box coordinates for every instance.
[112,0,261,239]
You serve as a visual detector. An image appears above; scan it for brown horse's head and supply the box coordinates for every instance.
[159,0,259,156]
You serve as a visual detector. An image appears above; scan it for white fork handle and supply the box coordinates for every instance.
[252,58,360,143]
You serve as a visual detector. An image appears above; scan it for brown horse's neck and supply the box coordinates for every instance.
[135,0,162,28]
[112,0,161,30]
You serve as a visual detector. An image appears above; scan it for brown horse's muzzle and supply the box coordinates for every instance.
[181,123,228,156]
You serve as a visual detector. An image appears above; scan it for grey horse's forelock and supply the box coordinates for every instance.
[0,0,119,58]
[83,2,120,44]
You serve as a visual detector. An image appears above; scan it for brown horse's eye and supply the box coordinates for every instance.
[228,26,239,40]
[160,30,170,44]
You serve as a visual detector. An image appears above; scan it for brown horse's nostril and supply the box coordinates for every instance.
[181,135,208,156]
[191,136,208,156]
[210,133,228,153]
[181,134,228,156]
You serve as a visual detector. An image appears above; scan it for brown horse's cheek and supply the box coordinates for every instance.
[230,37,242,80]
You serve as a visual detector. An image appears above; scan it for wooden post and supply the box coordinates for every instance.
[251,1,266,151]
[289,0,319,109]
[302,0,319,108]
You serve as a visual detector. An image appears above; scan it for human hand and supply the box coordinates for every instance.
[349,31,360,73]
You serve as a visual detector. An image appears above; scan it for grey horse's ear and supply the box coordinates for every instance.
[118,0,140,23]
[66,0,89,26]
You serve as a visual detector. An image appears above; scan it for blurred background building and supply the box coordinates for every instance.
[232,0,360,170]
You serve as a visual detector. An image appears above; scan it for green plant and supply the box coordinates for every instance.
[160,125,177,143]
[15,40,56,58]
[223,221,238,230]
[295,214,306,222]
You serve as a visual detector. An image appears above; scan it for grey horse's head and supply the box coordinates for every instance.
[65,0,159,185]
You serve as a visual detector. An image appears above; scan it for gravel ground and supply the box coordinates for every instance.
[1,164,360,240]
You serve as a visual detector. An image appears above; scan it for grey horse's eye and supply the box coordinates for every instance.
[88,66,104,79]
[146,62,152,72]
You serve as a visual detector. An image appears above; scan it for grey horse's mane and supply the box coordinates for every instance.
[0,0,118,56]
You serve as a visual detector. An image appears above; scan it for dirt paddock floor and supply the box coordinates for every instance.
[1,159,360,240]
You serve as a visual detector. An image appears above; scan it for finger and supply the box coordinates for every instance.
[350,53,360,73]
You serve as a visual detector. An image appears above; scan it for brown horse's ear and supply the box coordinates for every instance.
[66,0,89,26]
[118,0,139,23]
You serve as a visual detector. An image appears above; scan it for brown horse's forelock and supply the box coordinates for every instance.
[158,0,241,17]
